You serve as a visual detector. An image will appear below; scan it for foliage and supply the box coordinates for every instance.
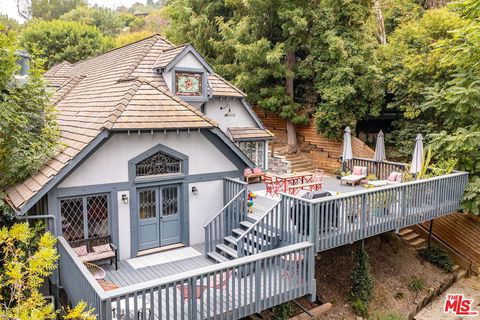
[0,222,95,319]
[408,276,425,292]
[0,30,59,189]
[20,19,113,68]
[349,248,374,316]
[419,245,455,272]
[312,0,384,140]
[272,302,292,320]
[20,0,87,20]
[381,0,424,35]
[60,5,125,36]
[461,176,480,215]
[0,14,20,31]
[394,291,404,299]
[416,146,432,180]
[115,30,154,47]
[371,312,407,320]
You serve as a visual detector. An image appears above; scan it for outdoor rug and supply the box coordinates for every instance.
[127,247,202,269]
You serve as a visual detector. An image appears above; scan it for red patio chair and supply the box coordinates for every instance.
[264,176,281,196]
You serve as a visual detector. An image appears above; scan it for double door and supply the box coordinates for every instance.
[137,185,181,251]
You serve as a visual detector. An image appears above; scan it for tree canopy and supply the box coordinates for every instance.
[20,19,114,68]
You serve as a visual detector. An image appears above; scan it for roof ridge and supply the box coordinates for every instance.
[103,79,143,130]
[50,74,86,105]
[211,72,246,97]
[119,36,161,81]
[136,77,218,127]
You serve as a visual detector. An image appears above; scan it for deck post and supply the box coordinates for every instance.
[307,246,317,303]
[428,219,434,248]
[254,259,262,313]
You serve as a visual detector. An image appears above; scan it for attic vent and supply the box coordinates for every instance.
[136,152,181,177]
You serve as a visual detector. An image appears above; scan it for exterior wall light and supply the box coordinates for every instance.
[220,104,235,117]
[192,186,198,195]
[122,194,129,204]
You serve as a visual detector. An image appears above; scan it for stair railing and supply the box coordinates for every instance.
[236,202,282,258]
[204,189,246,257]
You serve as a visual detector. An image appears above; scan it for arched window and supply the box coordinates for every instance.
[136,152,181,177]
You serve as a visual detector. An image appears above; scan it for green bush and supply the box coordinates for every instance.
[371,312,406,320]
[351,299,368,317]
[419,245,455,272]
[272,302,292,320]
[349,248,374,316]
[409,276,425,292]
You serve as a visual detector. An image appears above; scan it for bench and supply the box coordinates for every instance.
[288,181,323,195]
[70,235,118,270]
[244,168,265,184]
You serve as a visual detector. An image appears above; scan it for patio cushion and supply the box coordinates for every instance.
[244,168,254,176]
[387,172,399,182]
[79,251,115,262]
[253,168,263,174]
[93,244,112,254]
[368,180,388,187]
[73,245,88,257]
[341,174,366,182]
[352,166,363,175]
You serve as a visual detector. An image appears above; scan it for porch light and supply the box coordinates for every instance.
[121,194,129,204]
[220,104,235,117]
[192,186,198,195]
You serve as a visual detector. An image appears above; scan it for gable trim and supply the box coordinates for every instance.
[164,44,214,74]
[15,130,111,215]
[239,98,265,129]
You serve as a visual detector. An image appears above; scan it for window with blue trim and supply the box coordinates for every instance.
[136,151,181,177]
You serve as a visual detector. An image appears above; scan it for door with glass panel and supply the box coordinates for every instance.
[137,185,181,251]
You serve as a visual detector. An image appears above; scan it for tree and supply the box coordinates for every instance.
[312,0,384,140]
[423,0,480,215]
[60,5,125,36]
[0,222,95,319]
[18,0,87,20]
[0,29,59,190]
[0,14,20,31]
[115,30,154,47]
[349,247,374,317]
[20,19,114,68]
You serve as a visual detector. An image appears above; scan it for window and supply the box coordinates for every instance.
[238,141,266,169]
[136,151,181,177]
[60,194,109,242]
[175,71,203,96]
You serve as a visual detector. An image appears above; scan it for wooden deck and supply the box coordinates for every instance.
[102,244,214,287]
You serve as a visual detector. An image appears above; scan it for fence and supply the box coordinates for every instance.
[282,170,468,252]
[58,238,315,320]
[343,157,407,180]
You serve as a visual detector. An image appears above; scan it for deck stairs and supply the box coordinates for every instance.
[399,228,468,280]
[207,196,280,263]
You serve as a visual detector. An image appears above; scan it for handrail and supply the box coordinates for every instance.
[104,242,313,299]
[235,203,279,245]
[203,190,245,228]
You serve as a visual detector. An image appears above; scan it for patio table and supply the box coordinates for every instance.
[266,172,313,194]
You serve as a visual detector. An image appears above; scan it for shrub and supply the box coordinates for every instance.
[419,245,455,272]
[349,248,374,316]
[394,292,404,300]
[272,302,292,320]
[351,299,368,317]
[409,276,425,292]
[372,312,406,320]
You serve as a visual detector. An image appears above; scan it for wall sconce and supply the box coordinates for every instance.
[192,186,198,195]
[122,194,129,204]
[220,104,235,117]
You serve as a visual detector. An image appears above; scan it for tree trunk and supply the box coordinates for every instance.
[285,51,299,154]
[373,0,386,45]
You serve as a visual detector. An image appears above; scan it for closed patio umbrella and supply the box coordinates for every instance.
[410,134,424,174]
[342,127,353,171]
[374,130,386,162]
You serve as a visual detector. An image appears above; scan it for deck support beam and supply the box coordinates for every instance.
[428,219,434,247]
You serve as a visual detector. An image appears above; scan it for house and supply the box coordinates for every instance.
[6,35,273,259]
[4,34,469,319]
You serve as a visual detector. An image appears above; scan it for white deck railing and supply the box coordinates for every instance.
[57,238,315,320]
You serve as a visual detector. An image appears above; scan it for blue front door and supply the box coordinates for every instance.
[137,185,181,251]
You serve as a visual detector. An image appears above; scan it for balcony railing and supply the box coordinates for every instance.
[57,237,315,320]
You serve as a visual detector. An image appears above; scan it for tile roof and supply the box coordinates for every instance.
[6,34,221,212]
[208,73,246,97]
[151,44,188,69]
[228,127,274,141]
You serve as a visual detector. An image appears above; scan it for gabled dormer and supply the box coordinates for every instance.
[152,44,213,102]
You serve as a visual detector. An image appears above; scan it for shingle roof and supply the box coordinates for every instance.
[6,35,221,212]
[228,127,274,141]
[151,44,188,69]
[208,73,246,97]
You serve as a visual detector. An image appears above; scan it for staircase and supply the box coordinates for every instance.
[255,107,374,174]
[207,214,279,263]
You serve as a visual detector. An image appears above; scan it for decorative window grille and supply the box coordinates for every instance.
[138,189,156,220]
[60,194,109,242]
[136,152,181,177]
[162,187,178,216]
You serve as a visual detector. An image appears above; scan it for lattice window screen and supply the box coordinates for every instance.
[60,197,84,242]
[87,195,109,238]
[136,152,181,177]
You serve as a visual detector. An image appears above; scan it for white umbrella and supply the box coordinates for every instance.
[342,127,353,162]
[410,134,424,174]
[374,130,386,162]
